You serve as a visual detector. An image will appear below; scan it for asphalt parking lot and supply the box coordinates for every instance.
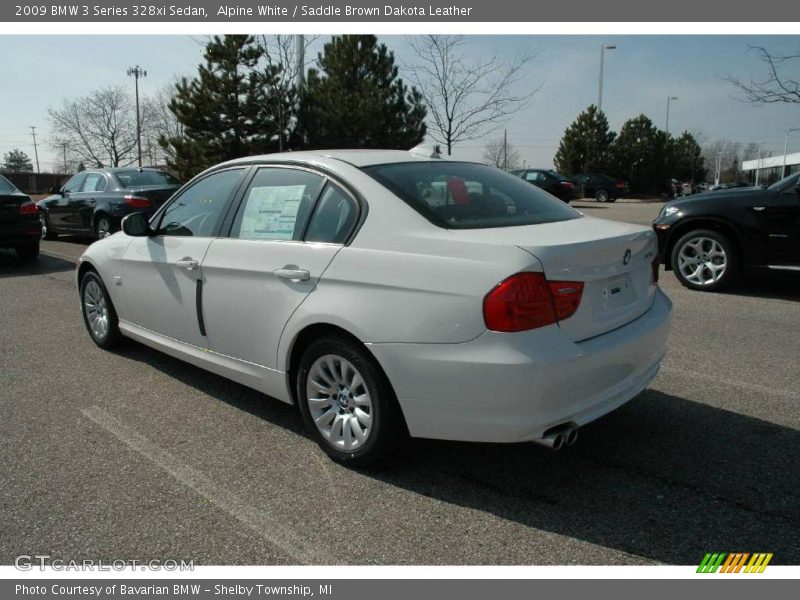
[1,199,799,565]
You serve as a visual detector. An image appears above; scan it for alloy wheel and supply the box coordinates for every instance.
[83,280,110,340]
[40,214,48,238]
[677,236,727,286]
[96,218,110,239]
[305,354,373,452]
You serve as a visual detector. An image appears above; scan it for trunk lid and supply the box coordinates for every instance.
[126,185,179,210]
[447,215,658,341]
[0,192,31,224]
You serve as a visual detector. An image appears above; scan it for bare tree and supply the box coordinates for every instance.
[406,35,540,155]
[726,45,800,105]
[483,137,521,171]
[48,86,139,167]
[142,83,184,166]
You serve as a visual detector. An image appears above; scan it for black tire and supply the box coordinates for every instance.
[296,336,405,468]
[595,189,610,203]
[95,215,112,240]
[80,270,123,349]
[670,228,738,292]
[15,243,39,261]
[40,213,58,240]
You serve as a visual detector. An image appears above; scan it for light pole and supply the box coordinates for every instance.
[754,141,765,186]
[127,65,147,167]
[598,44,616,113]
[665,96,678,136]
[29,126,40,173]
[781,128,800,179]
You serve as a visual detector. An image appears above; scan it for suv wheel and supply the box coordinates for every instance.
[671,229,737,291]
[40,213,57,240]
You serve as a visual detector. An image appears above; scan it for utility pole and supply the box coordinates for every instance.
[295,34,305,91]
[503,129,508,171]
[598,44,616,112]
[127,65,147,167]
[781,128,800,179]
[714,152,723,185]
[29,126,40,173]
[754,141,765,186]
[59,142,68,173]
[665,96,678,136]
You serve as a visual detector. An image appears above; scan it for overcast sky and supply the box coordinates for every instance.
[1,34,798,172]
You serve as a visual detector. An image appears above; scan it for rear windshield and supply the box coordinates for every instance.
[0,175,20,194]
[114,170,181,188]
[363,162,581,229]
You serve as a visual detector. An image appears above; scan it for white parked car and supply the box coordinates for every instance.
[77,150,672,466]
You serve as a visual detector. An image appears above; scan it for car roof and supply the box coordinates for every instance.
[219,149,460,169]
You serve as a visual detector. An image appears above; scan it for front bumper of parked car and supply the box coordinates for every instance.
[368,288,672,444]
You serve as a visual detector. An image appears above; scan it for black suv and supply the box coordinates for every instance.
[571,172,628,203]
[653,172,800,291]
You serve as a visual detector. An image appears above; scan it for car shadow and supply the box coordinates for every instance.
[111,339,800,565]
[724,274,800,302]
[0,251,75,279]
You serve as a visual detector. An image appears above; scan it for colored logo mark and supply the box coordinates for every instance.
[697,552,773,573]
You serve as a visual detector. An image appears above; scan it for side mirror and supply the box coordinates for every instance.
[121,212,153,237]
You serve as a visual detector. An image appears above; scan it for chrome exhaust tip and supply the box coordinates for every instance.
[535,431,565,451]
[565,427,579,446]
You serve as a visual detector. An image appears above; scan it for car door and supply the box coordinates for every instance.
[50,172,86,230]
[75,172,106,233]
[756,177,800,266]
[200,166,357,370]
[118,167,247,347]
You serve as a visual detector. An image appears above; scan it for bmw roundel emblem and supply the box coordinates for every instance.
[623,249,632,265]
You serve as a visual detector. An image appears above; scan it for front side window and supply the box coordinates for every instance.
[363,161,580,230]
[231,168,324,241]
[157,169,243,237]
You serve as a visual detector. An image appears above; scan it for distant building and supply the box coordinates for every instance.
[741,151,800,185]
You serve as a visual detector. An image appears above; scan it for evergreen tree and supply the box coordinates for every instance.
[299,35,427,150]
[161,35,289,180]
[611,114,669,194]
[554,105,615,176]
[2,149,34,172]
[668,131,706,183]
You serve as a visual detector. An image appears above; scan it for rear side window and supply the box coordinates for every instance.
[230,167,324,241]
[305,184,357,244]
[363,162,580,229]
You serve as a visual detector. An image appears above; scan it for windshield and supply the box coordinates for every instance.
[362,162,581,229]
[0,175,20,194]
[114,170,181,188]
[767,172,800,192]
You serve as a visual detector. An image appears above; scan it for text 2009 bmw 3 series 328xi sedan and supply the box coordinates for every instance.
[76,149,672,467]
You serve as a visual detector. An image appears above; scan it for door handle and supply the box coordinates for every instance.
[274,268,310,282]
[176,258,199,271]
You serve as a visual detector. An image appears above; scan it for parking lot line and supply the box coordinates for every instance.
[80,405,328,565]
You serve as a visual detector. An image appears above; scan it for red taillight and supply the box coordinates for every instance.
[560,181,575,189]
[124,195,151,209]
[19,202,37,215]
[483,272,583,333]
[615,182,625,189]
[548,280,584,321]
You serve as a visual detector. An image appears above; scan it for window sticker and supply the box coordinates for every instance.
[238,185,305,240]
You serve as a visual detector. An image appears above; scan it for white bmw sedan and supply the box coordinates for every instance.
[77,150,672,466]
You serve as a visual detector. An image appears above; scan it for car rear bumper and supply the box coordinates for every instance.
[368,288,672,443]
[0,219,41,247]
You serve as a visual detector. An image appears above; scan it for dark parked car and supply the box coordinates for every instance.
[512,169,578,203]
[0,174,40,260]
[37,168,181,240]
[653,172,800,291]
[571,172,628,202]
